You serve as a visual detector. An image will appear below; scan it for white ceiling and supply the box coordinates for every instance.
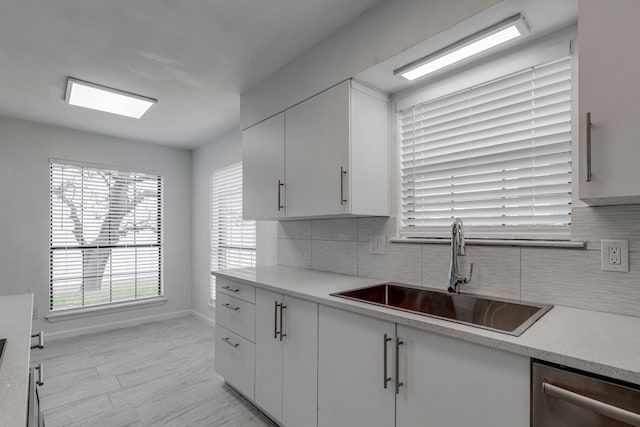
[0,0,382,148]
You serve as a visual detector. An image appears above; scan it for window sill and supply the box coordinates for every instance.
[390,238,586,249]
[46,297,167,322]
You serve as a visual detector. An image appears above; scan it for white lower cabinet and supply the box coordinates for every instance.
[215,324,255,399]
[318,305,396,427]
[255,288,318,427]
[318,306,530,427]
[395,324,530,427]
[214,279,256,400]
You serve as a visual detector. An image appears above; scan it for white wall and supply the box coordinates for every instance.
[191,129,277,322]
[0,116,192,337]
[240,0,501,129]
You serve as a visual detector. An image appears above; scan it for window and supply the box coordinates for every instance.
[399,57,572,239]
[49,161,163,311]
[210,162,256,302]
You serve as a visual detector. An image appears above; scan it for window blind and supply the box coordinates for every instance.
[210,162,256,301]
[399,57,572,239]
[50,162,163,311]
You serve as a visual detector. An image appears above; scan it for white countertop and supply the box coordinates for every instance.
[0,294,33,427]
[215,265,640,385]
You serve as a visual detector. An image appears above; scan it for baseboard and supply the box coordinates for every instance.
[45,309,193,341]
[191,309,215,327]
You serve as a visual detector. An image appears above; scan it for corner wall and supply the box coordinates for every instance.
[0,116,193,337]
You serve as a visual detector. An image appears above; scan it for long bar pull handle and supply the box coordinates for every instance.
[221,285,240,293]
[340,167,347,205]
[586,112,592,182]
[383,334,392,389]
[543,382,640,426]
[274,301,280,339]
[31,331,44,349]
[395,337,404,394]
[279,304,287,342]
[222,337,240,348]
[278,180,284,211]
[222,303,240,311]
[35,363,44,386]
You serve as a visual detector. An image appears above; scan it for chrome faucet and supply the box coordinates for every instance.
[447,218,473,294]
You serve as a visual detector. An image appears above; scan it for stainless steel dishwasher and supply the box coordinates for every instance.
[532,361,640,426]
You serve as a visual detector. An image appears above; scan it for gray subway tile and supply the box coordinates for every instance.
[311,240,357,275]
[311,218,358,241]
[277,239,311,269]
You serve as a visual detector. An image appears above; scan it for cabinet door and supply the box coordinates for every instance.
[254,289,283,421]
[318,306,395,427]
[282,295,318,427]
[243,112,285,219]
[579,0,640,204]
[286,81,350,217]
[395,325,529,427]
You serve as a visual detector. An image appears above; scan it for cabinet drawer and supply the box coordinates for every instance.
[216,293,255,342]
[217,277,256,304]
[215,324,255,400]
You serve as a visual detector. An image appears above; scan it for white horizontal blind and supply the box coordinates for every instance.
[50,162,163,311]
[399,57,572,239]
[210,162,256,302]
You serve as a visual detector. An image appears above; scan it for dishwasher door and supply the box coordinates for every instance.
[532,361,640,426]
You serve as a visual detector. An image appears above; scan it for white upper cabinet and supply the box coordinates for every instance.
[243,112,286,219]
[285,82,350,217]
[242,80,389,220]
[578,0,640,205]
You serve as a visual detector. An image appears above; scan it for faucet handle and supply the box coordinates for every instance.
[463,262,473,284]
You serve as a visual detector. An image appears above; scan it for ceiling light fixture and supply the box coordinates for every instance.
[395,15,529,81]
[65,78,157,119]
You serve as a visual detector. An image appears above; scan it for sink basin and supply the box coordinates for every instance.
[331,283,552,336]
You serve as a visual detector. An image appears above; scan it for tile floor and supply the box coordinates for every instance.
[32,316,275,426]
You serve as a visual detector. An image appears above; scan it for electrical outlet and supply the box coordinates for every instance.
[368,235,386,255]
[601,239,629,272]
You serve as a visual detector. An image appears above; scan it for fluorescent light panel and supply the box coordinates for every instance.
[396,15,529,81]
[65,78,156,119]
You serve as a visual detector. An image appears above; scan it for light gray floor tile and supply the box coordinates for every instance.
[35,316,274,427]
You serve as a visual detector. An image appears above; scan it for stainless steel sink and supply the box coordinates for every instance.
[331,283,552,336]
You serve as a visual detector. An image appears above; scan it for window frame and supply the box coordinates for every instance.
[209,162,256,303]
[49,159,164,313]
[394,41,575,241]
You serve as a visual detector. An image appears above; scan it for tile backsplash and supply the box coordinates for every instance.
[276,206,640,318]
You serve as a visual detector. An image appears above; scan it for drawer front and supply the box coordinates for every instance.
[217,277,255,304]
[215,324,255,400]
[216,293,255,342]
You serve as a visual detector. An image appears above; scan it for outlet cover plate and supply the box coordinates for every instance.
[369,235,386,255]
[601,239,629,272]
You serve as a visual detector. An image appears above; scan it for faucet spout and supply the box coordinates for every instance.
[447,218,473,294]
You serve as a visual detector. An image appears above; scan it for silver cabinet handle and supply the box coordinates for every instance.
[383,334,392,389]
[31,331,44,350]
[279,304,287,342]
[278,180,284,211]
[274,301,281,339]
[395,337,404,394]
[221,285,240,293]
[543,382,640,426]
[222,337,240,348]
[340,166,347,205]
[35,363,44,386]
[586,112,592,182]
[222,303,240,311]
